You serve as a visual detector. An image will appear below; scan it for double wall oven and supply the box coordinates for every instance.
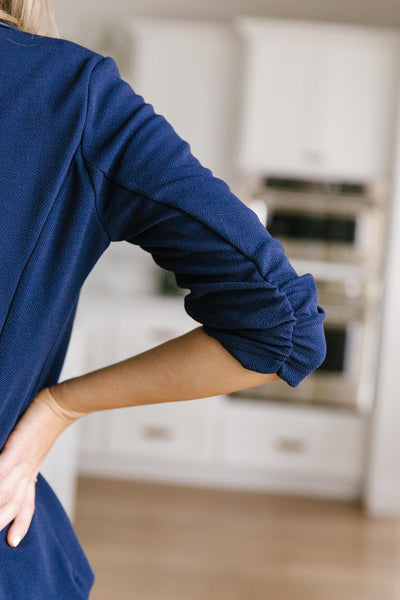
[229,175,387,411]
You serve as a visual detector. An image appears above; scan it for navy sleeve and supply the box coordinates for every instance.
[80,55,327,387]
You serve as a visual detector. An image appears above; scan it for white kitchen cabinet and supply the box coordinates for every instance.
[234,17,400,181]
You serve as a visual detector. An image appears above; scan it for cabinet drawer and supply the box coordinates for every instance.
[108,401,208,463]
[222,402,366,480]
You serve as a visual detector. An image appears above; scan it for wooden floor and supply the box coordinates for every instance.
[74,476,400,600]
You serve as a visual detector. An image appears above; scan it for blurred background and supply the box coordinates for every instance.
[43,2,400,598]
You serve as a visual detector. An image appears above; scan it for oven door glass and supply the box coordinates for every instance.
[267,211,357,244]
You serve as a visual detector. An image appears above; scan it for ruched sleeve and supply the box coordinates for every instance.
[80,55,327,387]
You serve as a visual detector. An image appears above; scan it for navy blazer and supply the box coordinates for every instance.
[0,18,326,599]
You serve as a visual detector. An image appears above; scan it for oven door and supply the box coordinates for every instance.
[247,195,384,268]
[228,302,380,410]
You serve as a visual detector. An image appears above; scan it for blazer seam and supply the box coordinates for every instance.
[79,148,112,244]
[81,158,298,325]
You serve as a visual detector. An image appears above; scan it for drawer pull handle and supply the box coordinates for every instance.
[275,437,308,454]
[141,425,173,441]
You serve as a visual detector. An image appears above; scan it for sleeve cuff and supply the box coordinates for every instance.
[276,273,327,387]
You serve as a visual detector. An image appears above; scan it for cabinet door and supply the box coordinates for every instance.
[235,20,324,176]
[321,28,400,180]
[235,18,400,180]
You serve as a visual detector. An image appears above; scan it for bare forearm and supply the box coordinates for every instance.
[47,325,279,420]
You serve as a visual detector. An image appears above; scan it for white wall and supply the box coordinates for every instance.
[54,0,400,54]
[364,77,400,516]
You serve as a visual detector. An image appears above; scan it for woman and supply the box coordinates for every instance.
[0,2,326,598]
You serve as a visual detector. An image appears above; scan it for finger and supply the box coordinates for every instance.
[7,481,36,548]
[0,477,30,537]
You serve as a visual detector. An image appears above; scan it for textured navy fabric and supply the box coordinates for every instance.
[0,18,326,598]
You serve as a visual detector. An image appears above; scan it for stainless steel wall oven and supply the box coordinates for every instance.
[229,175,387,411]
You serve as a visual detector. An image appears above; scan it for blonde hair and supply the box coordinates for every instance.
[0,0,59,37]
